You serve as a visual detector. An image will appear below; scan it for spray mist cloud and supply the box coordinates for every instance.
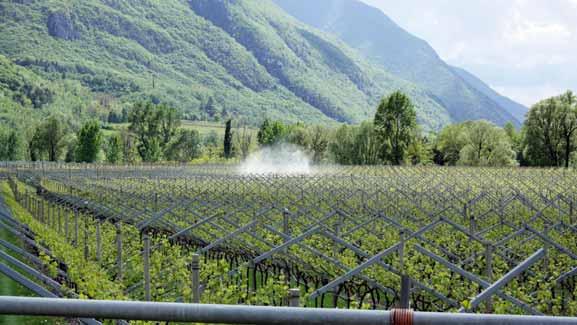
[238,144,311,175]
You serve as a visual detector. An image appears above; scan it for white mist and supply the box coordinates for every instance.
[238,144,311,175]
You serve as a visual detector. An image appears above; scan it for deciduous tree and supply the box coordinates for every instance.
[76,120,103,163]
[374,91,417,165]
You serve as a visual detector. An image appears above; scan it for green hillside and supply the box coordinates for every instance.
[0,53,97,131]
[0,0,452,130]
[450,66,528,122]
[274,0,523,127]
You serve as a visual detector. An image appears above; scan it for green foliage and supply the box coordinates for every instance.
[129,102,180,162]
[164,129,202,162]
[30,116,68,161]
[436,120,516,167]
[523,91,577,167]
[257,119,288,146]
[286,124,330,162]
[436,124,468,166]
[0,0,455,130]
[329,121,381,165]
[234,125,255,160]
[106,134,123,164]
[75,120,103,163]
[406,134,433,165]
[0,129,23,161]
[374,91,417,165]
[0,55,54,109]
[1,183,126,302]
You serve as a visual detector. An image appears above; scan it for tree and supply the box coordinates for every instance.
[504,122,523,162]
[120,129,139,164]
[223,119,234,159]
[257,119,287,146]
[204,97,218,120]
[0,130,22,161]
[287,123,310,149]
[108,111,120,124]
[160,104,180,146]
[436,124,467,165]
[28,129,43,161]
[307,125,329,163]
[165,129,202,162]
[235,125,254,160]
[76,120,103,163]
[406,134,433,165]
[457,120,516,166]
[44,116,67,162]
[329,125,354,165]
[64,141,76,163]
[523,92,577,167]
[351,121,381,165]
[129,102,180,162]
[106,134,123,164]
[29,116,67,161]
[329,122,381,165]
[558,91,577,168]
[374,91,417,165]
[435,121,517,167]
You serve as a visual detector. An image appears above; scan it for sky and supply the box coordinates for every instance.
[360,0,577,107]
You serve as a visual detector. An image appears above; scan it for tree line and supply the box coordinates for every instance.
[0,90,575,167]
[253,90,577,168]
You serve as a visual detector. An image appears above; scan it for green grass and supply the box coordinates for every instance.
[0,218,60,324]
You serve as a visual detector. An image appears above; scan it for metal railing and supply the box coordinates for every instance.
[1,296,577,325]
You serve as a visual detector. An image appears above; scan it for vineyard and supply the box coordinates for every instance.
[2,163,577,320]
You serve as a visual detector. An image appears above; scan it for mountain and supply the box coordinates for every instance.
[273,0,524,127]
[0,53,94,130]
[450,66,527,122]
[0,0,454,130]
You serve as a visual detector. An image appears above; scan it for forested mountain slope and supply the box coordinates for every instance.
[274,0,524,126]
[0,0,452,129]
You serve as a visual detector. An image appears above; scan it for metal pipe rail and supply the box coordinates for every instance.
[1,297,577,325]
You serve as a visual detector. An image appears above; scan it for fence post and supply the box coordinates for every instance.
[48,202,52,227]
[248,261,256,293]
[400,275,411,309]
[191,254,200,303]
[58,206,62,234]
[51,203,55,229]
[485,244,493,313]
[83,214,89,261]
[40,199,44,224]
[143,234,151,301]
[96,220,102,263]
[283,208,290,238]
[65,208,70,243]
[469,215,476,239]
[288,288,300,307]
[399,230,410,309]
[74,209,79,247]
[116,223,123,282]
[570,200,574,225]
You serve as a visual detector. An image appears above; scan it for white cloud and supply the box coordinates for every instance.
[493,84,569,107]
[359,0,577,106]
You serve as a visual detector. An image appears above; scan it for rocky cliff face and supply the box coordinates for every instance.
[47,11,80,40]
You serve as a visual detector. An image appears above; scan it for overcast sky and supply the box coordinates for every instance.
[360,0,577,107]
